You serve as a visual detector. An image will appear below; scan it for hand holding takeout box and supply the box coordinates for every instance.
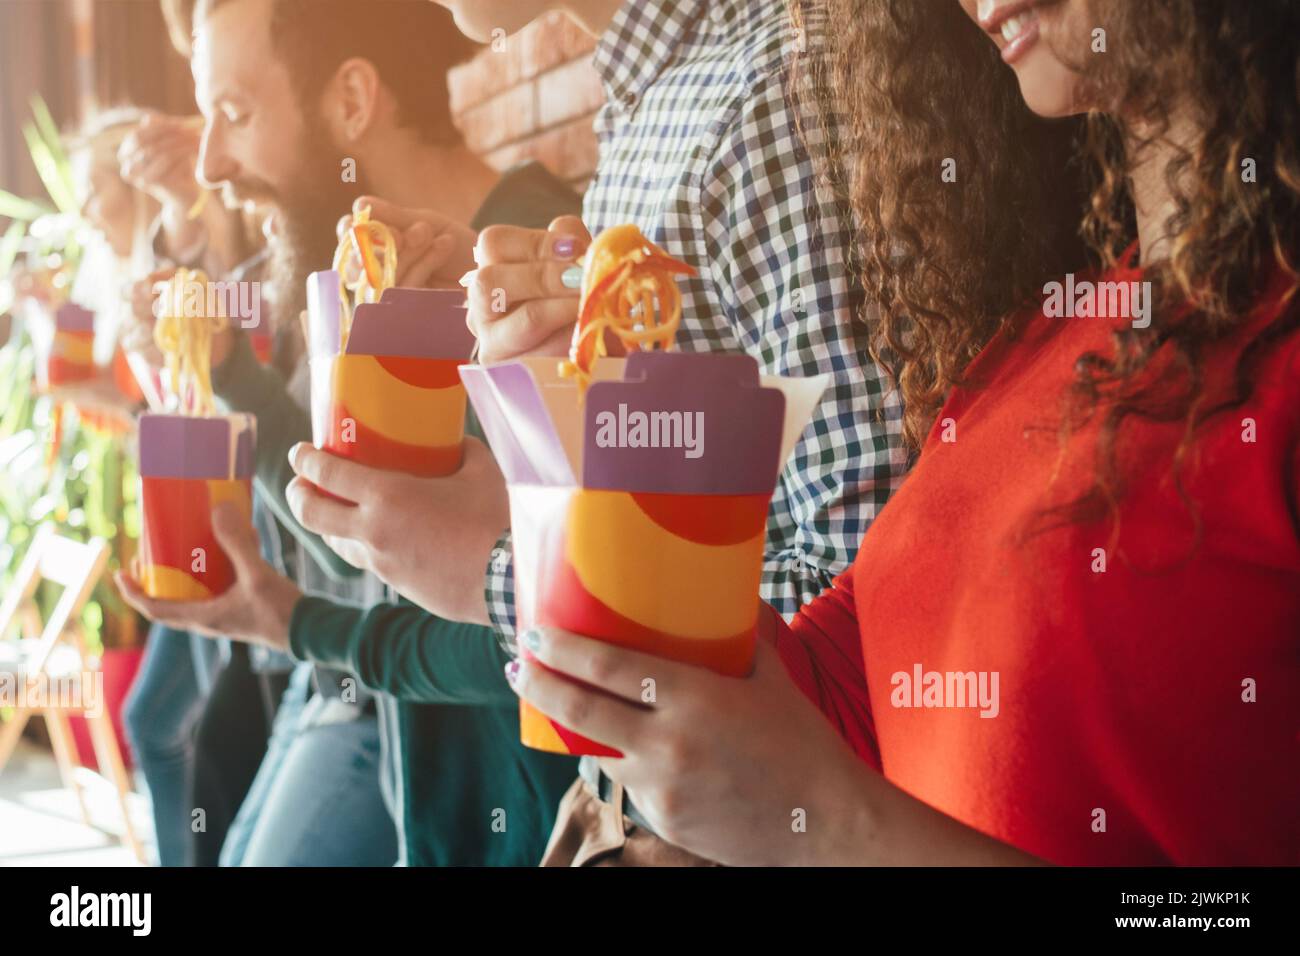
[307,276,476,480]
[134,269,255,600]
[463,350,826,757]
[461,224,827,756]
[304,209,476,497]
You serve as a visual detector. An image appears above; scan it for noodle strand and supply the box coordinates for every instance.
[559,226,695,391]
[331,206,397,348]
[153,267,227,416]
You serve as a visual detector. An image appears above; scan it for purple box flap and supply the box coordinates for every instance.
[462,352,791,495]
[139,413,256,480]
[583,352,785,494]
[459,364,576,486]
[306,271,342,360]
[379,287,466,311]
[346,287,475,359]
[56,302,95,333]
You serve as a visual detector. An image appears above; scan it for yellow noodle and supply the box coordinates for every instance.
[558,246,685,391]
[153,267,227,416]
[331,206,397,348]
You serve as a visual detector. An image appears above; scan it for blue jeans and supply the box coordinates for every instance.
[221,681,397,867]
[219,662,312,866]
[122,623,220,867]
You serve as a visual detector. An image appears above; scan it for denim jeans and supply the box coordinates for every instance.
[189,642,287,866]
[122,623,221,867]
[219,661,312,866]
[222,677,398,867]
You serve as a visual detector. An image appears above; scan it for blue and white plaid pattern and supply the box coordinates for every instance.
[485,0,908,638]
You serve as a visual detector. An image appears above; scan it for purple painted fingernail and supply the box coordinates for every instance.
[553,237,576,259]
[504,660,521,686]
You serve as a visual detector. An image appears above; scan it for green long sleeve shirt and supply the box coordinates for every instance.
[291,596,577,866]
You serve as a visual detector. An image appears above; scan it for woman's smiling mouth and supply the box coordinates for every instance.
[977,0,1045,65]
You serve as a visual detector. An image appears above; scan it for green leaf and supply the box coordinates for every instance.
[0,189,50,221]
[22,123,79,216]
[0,220,26,274]
[29,96,64,160]
[29,95,79,213]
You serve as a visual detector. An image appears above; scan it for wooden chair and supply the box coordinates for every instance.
[0,523,145,862]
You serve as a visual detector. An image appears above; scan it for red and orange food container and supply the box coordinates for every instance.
[306,272,476,491]
[135,413,255,599]
[461,351,827,756]
[29,301,98,390]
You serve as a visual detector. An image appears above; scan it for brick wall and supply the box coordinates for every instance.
[449,13,604,195]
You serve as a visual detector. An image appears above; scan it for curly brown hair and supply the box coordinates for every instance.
[818,0,1300,540]
[808,0,1090,450]
[1051,0,1300,537]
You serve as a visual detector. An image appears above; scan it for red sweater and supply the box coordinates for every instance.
[776,260,1300,865]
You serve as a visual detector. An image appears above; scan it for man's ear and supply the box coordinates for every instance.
[324,56,382,145]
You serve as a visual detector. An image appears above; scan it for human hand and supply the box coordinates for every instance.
[115,501,302,651]
[509,622,1046,867]
[284,437,508,625]
[336,195,478,290]
[505,622,865,866]
[117,112,203,213]
[465,216,591,365]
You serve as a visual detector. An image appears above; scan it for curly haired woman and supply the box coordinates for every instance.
[504,0,1300,866]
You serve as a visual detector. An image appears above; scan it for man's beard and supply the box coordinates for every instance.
[260,128,365,328]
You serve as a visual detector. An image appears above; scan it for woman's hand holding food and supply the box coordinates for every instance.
[464,216,591,365]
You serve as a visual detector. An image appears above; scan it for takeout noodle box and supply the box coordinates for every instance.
[306,272,475,493]
[29,302,98,390]
[461,351,828,756]
[136,413,255,600]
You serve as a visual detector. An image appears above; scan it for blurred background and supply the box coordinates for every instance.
[1,1,194,196]
[0,0,193,867]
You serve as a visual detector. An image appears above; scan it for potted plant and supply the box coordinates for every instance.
[0,97,145,770]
